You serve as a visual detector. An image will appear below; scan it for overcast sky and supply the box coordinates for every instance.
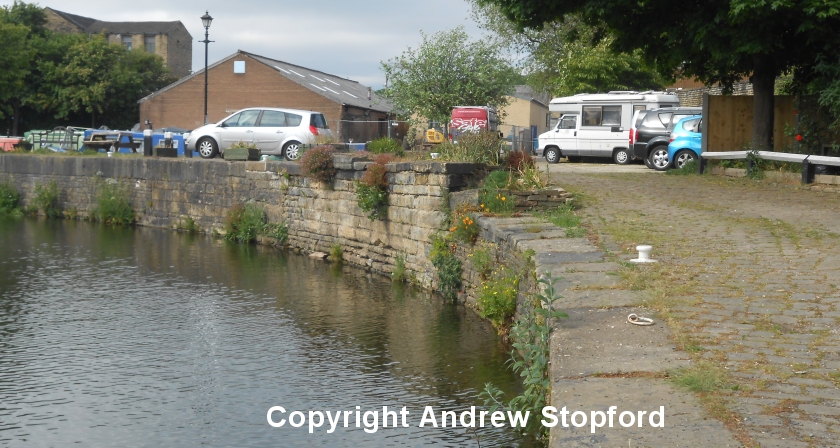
[33,0,488,89]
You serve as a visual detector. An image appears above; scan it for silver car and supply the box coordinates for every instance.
[186,107,333,160]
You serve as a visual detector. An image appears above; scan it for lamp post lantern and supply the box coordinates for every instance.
[200,11,213,125]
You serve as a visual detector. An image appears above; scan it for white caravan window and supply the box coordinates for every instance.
[582,106,622,126]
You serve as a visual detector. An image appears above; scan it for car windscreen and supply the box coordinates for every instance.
[310,113,329,129]
[682,118,700,131]
[634,111,648,128]
[641,113,667,129]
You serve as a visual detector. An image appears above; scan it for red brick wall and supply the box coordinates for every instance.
[139,54,343,131]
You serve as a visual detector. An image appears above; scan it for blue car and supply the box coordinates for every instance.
[667,116,702,169]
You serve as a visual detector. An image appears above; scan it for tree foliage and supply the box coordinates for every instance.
[470,3,665,96]
[478,0,840,149]
[381,27,518,125]
[0,1,176,133]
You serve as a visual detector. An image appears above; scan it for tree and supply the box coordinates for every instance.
[479,0,840,150]
[381,27,518,129]
[0,1,44,135]
[469,3,665,96]
[36,33,175,129]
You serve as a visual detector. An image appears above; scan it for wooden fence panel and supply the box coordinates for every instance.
[706,95,796,152]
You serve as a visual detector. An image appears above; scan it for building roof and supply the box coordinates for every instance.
[46,8,187,36]
[45,7,96,30]
[511,85,550,107]
[138,50,394,113]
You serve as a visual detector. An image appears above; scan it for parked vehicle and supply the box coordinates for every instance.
[449,106,499,139]
[186,107,333,160]
[629,109,650,166]
[667,116,703,169]
[536,91,680,164]
[631,107,701,171]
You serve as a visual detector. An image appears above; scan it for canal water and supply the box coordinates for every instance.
[0,218,535,447]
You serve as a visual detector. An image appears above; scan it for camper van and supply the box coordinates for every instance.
[536,91,680,164]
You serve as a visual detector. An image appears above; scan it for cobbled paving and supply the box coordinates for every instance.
[555,170,840,447]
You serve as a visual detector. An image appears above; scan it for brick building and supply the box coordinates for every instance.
[44,7,192,78]
[499,85,551,150]
[138,50,395,142]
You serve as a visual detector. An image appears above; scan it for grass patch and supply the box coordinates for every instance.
[672,361,729,393]
[533,204,586,237]
[665,159,699,176]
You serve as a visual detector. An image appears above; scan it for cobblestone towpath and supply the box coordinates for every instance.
[548,165,840,447]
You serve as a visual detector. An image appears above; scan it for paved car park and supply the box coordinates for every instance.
[550,165,840,447]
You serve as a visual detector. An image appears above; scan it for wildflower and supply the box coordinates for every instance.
[480,204,485,208]
[450,226,457,232]
[501,197,506,201]
[796,134,803,142]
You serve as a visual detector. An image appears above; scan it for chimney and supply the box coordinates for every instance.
[368,87,371,100]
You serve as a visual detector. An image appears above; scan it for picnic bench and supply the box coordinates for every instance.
[83,131,142,153]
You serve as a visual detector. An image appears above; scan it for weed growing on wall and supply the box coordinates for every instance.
[367,137,405,157]
[224,203,288,244]
[468,247,493,279]
[479,170,515,215]
[93,181,134,225]
[448,206,479,244]
[180,217,199,233]
[392,254,407,282]
[481,275,569,441]
[477,266,519,328]
[31,180,62,218]
[429,233,462,302]
[300,145,337,185]
[0,182,23,217]
[330,244,343,263]
[355,154,393,221]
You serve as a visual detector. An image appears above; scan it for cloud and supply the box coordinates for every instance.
[37,0,487,89]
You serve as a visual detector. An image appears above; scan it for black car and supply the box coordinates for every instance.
[632,107,701,170]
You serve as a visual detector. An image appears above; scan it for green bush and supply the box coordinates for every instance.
[477,266,519,328]
[665,159,699,176]
[367,137,405,157]
[300,145,337,184]
[93,181,135,225]
[0,182,22,216]
[32,180,62,218]
[429,234,462,302]
[224,202,288,244]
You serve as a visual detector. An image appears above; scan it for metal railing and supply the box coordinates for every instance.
[699,150,840,184]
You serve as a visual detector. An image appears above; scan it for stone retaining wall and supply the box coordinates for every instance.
[0,154,488,291]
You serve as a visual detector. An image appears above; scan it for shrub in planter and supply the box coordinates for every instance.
[504,150,535,171]
[367,137,404,157]
[300,145,337,184]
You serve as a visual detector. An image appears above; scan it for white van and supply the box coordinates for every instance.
[536,91,680,164]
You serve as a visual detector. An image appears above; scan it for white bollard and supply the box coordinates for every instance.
[630,245,657,263]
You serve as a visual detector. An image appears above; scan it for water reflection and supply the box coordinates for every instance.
[0,218,534,447]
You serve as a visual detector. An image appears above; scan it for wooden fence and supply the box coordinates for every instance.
[702,93,797,152]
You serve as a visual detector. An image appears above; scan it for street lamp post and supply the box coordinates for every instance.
[200,11,213,125]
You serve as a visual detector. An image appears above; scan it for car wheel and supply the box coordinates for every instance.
[197,138,218,159]
[649,146,670,171]
[613,148,631,165]
[545,147,560,164]
[674,149,697,169]
[643,156,653,169]
[283,141,303,161]
[567,156,582,163]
